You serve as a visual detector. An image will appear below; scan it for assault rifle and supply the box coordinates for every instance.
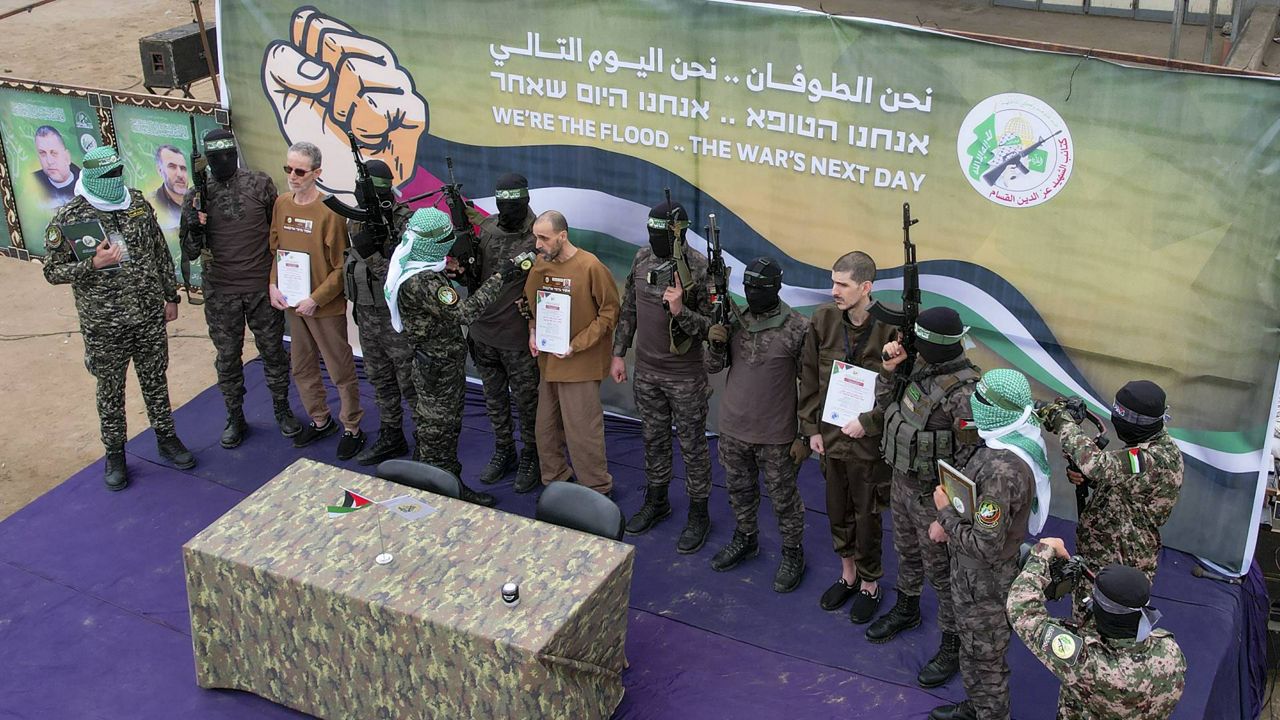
[868,203,920,395]
[647,188,692,313]
[180,115,205,306]
[1034,397,1111,517]
[704,212,732,361]
[321,132,394,253]
[441,157,482,291]
[981,130,1063,187]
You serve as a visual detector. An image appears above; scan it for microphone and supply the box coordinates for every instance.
[1192,565,1242,585]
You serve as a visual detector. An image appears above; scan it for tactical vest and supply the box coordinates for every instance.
[881,366,980,480]
[343,248,387,309]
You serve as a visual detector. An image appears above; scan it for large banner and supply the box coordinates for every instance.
[0,88,101,255]
[112,105,222,285]
[219,0,1280,572]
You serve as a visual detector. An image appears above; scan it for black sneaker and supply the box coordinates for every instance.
[336,429,366,460]
[849,585,882,624]
[819,578,857,611]
[293,417,338,448]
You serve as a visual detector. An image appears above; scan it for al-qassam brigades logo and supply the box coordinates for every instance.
[956,93,1074,208]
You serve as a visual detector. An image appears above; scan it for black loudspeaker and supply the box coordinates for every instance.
[139,22,218,97]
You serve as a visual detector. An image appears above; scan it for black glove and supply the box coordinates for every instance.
[182,204,204,233]
[350,229,380,259]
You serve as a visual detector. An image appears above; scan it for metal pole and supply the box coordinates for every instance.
[190,0,221,104]
[1170,0,1186,60]
[1204,0,1220,64]
[0,0,59,22]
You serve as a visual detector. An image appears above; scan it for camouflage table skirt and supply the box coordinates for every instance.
[183,459,634,719]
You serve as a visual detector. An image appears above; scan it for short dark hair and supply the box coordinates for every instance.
[34,125,65,146]
[154,144,184,165]
[536,209,568,234]
[833,251,876,284]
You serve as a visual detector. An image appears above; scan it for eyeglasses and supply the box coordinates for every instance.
[282,165,315,177]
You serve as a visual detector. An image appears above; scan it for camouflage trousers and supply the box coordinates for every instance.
[203,290,290,412]
[890,470,955,631]
[633,371,712,499]
[83,318,174,452]
[355,304,417,429]
[469,337,538,451]
[951,553,1020,720]
[719,433,804,548]
[411,347,466,479]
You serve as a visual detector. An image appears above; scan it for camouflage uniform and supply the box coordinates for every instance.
[179,169,291,413]
[1059,420,1184,614]
[614,246,714,497]
[398,270,506,477]
[879,357,981,632]
[469,210,539,453]
[43,190,180,452]
[706,305,809,546]
[936,445,1036,720]
[346,204,417,429]
[1008,543,1187,719]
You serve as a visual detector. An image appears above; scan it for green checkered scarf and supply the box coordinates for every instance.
[970,368,1052,533]
[384,208,455,332]
[80,146,126,205]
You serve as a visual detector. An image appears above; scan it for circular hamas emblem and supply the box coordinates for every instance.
[1050,631,1077,660]
[956,93,1074,208]
[436,285,458,306]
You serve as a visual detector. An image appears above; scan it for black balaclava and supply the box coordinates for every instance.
[364,159,395,209]
[914,307,966,364]
[1091,564,1155,640]
[1112,380,1167,445]
[743,257,783,315]
[202,128,239,182]
[647,199,688,259]
[495,172,530,231]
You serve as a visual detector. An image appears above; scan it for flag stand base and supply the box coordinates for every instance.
[375,553,393,565]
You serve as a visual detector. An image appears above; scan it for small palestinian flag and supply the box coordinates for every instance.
[326,489,374,517]
[1126,448,1146,475]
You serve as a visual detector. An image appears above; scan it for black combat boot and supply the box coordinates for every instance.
[625,484,672,534]
[710,530,759,572]
[513,449,541,493]
[773,544,805,593]
[220,409,248,449]
[478,445,518,485]
[929,700,976,720]
[865,592,922,643]
[459,481,498,508]
[273,398,303,438]
[676,498,711,554]
[917,631,961,688]
[355,425,409,466]
[103,451,128,491]
[157,434,196,470]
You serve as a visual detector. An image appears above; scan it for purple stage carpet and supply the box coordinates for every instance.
[0,358,1267,719]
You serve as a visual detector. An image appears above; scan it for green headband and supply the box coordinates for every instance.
[205,138,236,152]
[83,151,121,170]
[495,187,528,200]
[647,217,688,231]
[976,379,1027,413]
[914,323,967,344]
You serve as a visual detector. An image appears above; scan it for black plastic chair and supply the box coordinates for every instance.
[375,459,461,500]
[535,481,625,541]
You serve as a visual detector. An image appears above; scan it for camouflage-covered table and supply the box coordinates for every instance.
[183,458,634,719]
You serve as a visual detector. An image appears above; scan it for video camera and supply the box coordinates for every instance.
[1020,543,1094,601]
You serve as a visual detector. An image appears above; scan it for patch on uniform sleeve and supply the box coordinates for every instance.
[45,225,63,249]
[1040,624,1083,667]
[976,500,1002,528]
[1126,447,1146,474]
[436,285,458,306]
[126,205,149,219]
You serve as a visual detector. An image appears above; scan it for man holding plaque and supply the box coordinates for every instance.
[798,251,895,618]
[523,210,620,495]
[268,141,365,460]
[927,368,1045,720]
[42,145,196,491]
[705,257,811,592]
[867,307,981,690]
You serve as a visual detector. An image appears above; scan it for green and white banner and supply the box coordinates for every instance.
[218,0,1280,572]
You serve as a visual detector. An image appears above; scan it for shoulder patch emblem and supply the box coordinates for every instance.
[976,500,1002,528]
[436,285,458,306]
[126,205,149,219]
[1126,447,1146,474]
[45,225,63,248]
[1040,624,1083,667]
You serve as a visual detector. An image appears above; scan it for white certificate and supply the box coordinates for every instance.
[822,360,878,427]
[535,289,571,355]
[276,250,311,307]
